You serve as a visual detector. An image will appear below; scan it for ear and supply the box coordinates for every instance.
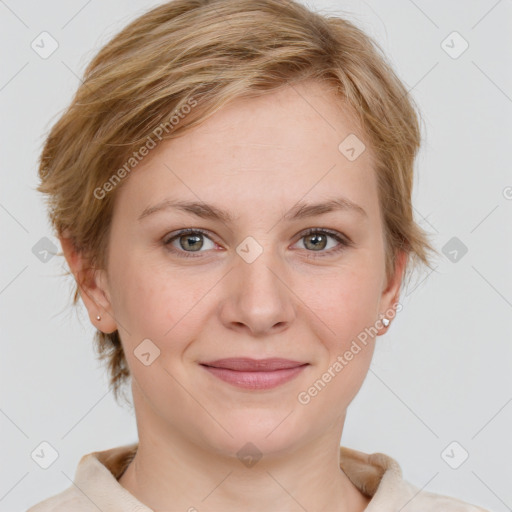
[59,231,118,334]
[376,249,407,336]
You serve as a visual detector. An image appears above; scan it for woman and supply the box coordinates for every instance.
[27,0,490,510]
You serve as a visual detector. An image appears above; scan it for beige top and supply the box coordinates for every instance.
[27,443,490,511]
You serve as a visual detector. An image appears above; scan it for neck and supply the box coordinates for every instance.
[118,424,371,512]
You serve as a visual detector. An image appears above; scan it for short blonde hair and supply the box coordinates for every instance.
[37,0,438,404]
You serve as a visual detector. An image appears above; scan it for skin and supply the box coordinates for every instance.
[61,79,406,512]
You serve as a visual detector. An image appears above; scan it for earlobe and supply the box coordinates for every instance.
[377,250,408,334]
[59,233,118,334]
[78,269,118,334]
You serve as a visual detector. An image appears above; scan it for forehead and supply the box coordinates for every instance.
[114,80,379,223]
[175,80,371,161]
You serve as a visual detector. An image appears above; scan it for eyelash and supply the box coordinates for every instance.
[163,228,353,259]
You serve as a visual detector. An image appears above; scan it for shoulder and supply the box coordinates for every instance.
[395,478,491,511]
[26,486,94,512]
[26,443,140,512]
[347,450,491,512]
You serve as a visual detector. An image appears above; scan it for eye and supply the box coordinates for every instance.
[163,227,353,259]
[293,228,352,257]
[163,229,217,258]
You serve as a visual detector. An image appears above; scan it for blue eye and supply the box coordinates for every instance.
[163,228,352,259]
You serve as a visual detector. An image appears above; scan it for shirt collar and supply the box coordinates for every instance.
[73,442,407,511]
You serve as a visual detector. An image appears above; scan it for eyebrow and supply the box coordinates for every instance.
[137,196,368,223]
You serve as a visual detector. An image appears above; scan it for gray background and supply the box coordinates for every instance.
[1,0,511,510]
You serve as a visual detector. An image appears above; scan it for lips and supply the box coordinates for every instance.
[200,358,309,390]
[200,358,307,371]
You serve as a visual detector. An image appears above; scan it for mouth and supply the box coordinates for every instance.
[199,358,309,390]
[201,357,308,371]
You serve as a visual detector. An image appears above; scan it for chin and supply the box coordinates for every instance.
[196,409,310,460]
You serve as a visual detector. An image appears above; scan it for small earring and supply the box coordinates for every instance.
[96,315,101,321]
[382,317,390,327]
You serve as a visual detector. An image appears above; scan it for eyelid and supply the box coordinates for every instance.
[163,228,220,254]
[163,227,353,259]
[293,228,353,257]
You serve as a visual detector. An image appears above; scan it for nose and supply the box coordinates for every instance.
[218,247,296,337]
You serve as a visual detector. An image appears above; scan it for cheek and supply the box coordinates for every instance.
[109,255,212,353]
[299,271,378,411]
[108,255,179,337]
[308,265,381,341]
[298,266,380,403]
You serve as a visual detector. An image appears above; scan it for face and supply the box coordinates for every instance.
[71,80,405,457]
